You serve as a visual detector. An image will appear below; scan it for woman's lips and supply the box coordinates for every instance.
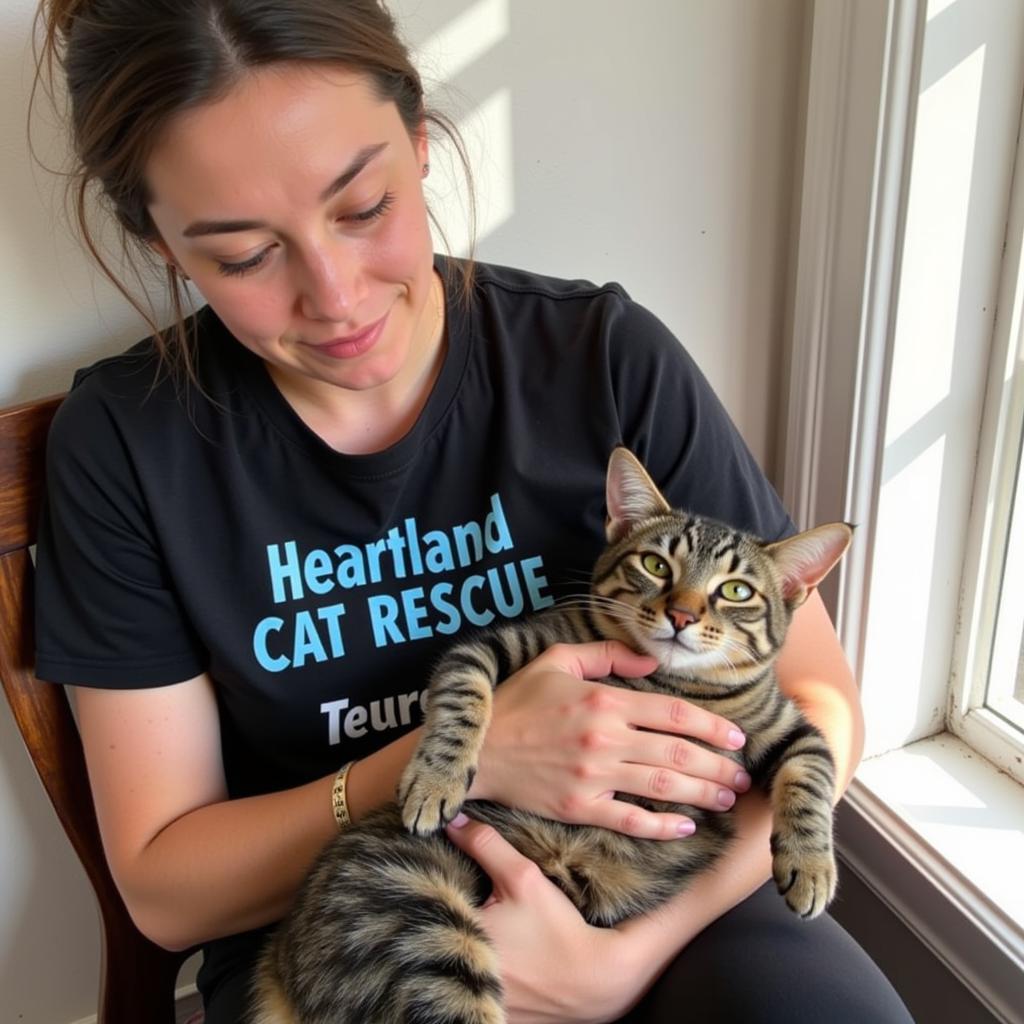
[309,312,389,359]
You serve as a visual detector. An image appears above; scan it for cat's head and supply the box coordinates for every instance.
[590,448,852,683]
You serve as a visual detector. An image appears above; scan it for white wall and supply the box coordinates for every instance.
[0,1,807,1020]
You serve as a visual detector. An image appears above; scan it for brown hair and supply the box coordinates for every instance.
[32,0,476,382]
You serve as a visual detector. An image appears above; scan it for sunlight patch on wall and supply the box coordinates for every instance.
[885,43,984,446]
[427,87,514,258]
[414,0,514,258]
[415,0,510,84]
[927,0,959,21]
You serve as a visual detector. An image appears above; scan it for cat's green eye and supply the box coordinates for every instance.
[719,579,754,602]
[641,553,672,579]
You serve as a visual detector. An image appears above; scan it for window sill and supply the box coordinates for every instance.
[837,732,1024,1022]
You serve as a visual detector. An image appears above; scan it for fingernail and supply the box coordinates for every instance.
[717,788,736,808]
[728,729,746,748]
[734,770,752,791]
[449,812,469,828]
[677,819,696,836]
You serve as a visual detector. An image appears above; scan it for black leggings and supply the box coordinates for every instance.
[616,882,914,1023]
[202,881,914,1023]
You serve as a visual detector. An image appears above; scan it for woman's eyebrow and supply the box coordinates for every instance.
[319,142,389,202]
[182,142,390,238]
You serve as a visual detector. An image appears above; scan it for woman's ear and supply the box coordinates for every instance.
[148,236,175,265]
[148,237,189,280]
[148,237,178,268]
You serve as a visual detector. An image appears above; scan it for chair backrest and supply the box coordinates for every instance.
[0,395,191,1024]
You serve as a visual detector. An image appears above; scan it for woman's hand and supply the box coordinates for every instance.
[445,814,648,1024]
[469,641,750,840]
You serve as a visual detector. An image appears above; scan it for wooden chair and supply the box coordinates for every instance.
[0,395,194,1024]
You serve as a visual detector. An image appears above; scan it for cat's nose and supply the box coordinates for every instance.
[667,605,701,630]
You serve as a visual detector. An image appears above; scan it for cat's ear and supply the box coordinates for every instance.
[606,447,671,543]
[764,523,854,608]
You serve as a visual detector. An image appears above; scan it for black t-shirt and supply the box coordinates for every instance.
[34,255,791,982]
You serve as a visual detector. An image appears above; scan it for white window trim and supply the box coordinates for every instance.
[785,1,1024,1018]
[948,95,1024,782]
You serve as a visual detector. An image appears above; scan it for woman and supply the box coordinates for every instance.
[32,2,912,1022]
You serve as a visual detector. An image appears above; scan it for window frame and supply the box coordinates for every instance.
[948,100,1024,782]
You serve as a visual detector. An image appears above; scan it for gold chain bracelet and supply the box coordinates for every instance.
[331,761,355,830]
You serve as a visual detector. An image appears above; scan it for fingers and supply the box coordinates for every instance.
[445,814,545,898]
[564,796,698,841]
[536,643,745,754]
[611,761,748,811]
[624,689,747,752]
[541,640,659,682]
[618,737,749,798]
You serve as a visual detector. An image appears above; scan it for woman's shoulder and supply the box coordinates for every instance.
[456,257,670,346]
[461,258,693,368]
[67,305,226,396]
[48,306,232,460]
[467,258,630,304]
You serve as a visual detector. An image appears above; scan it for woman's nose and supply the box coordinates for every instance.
[298,244,361,321]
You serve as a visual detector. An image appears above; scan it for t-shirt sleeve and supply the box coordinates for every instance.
[34,381,207,687]
[607,297,795,542]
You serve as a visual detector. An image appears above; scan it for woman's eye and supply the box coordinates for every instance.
[719,579,754,602]
[213,192,395,278]
[641,553,672,579]
[217,247,273,278]
[345,190,396,223]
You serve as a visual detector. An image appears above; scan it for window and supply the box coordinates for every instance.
[786,0,1024,1008]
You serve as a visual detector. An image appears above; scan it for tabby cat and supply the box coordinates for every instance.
[251,447,853,1024]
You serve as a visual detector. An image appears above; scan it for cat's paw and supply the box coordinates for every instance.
[398,758,474,836]
[771,842,836,919]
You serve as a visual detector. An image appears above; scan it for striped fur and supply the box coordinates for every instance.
[251,449,852,1023]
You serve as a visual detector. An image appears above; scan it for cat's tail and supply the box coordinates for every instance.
[249,806,505,1024]
[248,970,299,1024]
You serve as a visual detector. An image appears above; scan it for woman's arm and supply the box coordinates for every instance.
[74,674,422,950]
[775,588,865,792]
[76,641,751,951]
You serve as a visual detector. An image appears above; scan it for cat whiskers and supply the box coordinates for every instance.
[561,568,597,585]
[708,636,757,683]
[558,594,637,625]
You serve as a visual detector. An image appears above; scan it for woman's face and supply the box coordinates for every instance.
[145,65,437,398]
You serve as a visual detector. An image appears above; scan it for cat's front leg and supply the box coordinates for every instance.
[766,724,837,919]
[398,643,501,835]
